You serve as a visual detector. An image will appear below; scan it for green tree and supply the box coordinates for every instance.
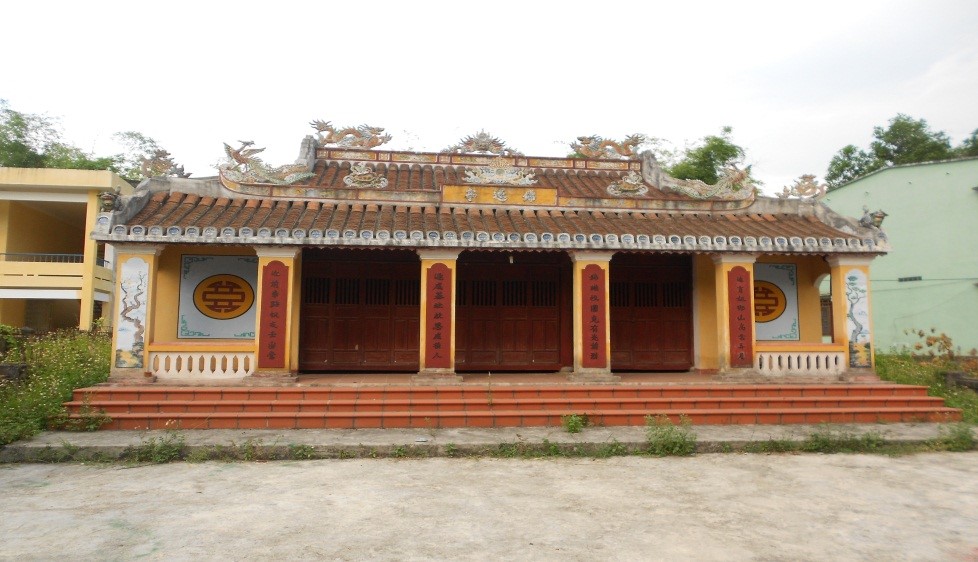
[825,144,876,188]
[0,101,183,179]
[43,143,118,171]
[1,99,120,171]
[826,114,975,189]
[870,114,953,165]
[668,126,746,185]
[112,131,174,180]
[956,128,978,158]
[0,100,56,167]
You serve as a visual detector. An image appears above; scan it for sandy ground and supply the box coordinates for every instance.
[1,453,977,561]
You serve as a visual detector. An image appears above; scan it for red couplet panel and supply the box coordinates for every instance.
[258,260,288,369]
[727,266,754,368]
[581,264,608,369]
[424,263,452,369]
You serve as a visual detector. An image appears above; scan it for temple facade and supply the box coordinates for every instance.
[92,126,887,384]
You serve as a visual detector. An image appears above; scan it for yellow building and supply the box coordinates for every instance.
[93,130,887,383]
[0,168,133,331]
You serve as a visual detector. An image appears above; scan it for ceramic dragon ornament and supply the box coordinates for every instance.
[310,120,392,148]
[571,134,646,159]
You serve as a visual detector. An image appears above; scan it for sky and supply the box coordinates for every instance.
[2,0,977,193]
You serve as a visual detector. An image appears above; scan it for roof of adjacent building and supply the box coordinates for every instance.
[92,130,888,255]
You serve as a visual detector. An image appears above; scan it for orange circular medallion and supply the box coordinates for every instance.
[193,274,255,320]
[753,280,786,323]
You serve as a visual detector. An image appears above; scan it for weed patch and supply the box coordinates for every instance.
[561,414,589,434]
[645,414,697,456]
[0,328,111,445]
[743,439,799,454]
[123,432,186,464]
[288,443,317,460]
[593,439,630,458]
[936,423,976,452]
[877,332,978,424]
[801,427,885,454]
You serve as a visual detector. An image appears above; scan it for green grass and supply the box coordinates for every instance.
[876,354,978,423]
[0,328,111,446]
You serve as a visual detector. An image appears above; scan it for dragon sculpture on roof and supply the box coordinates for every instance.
[571,134,646,159]
[139,149,191,178]
[640,151,755,201]
[219,141,316,185]
[310,120,392,148]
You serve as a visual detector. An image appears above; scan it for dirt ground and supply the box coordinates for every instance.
[2,453,977,561]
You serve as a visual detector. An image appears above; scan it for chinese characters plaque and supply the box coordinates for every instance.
[581,264,608,369]
[727,266,754,368]
[258,260,288,369]
[424,263,452,369]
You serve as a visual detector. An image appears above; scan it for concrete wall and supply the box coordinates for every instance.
[824,158,978,353]
[0,201,85,254]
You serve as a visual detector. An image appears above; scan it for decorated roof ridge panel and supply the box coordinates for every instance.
[314,147,644,169]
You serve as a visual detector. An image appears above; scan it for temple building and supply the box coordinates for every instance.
[92,125,888,384]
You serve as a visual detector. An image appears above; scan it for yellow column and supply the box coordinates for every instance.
[827,256,876,371]
[415,249,462,384]
[253,246,301,380]
[569,251,618,382]
[109,244,163,382]
[711,254,757,372]
[78,190,100,330]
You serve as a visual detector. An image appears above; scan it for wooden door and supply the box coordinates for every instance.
[455,252,571,371]
[299,250,419,371]
[610,254,693,371]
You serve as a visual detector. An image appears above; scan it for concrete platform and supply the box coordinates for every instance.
[2,423,973,463]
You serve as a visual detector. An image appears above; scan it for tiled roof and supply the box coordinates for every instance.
[105,191,884,254]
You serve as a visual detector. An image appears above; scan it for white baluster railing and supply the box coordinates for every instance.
[754,347,847,377]
[149,350,255,379]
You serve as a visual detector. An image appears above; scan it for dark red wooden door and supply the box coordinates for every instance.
[610,254,693,371]
[455,252,571,372]
[299,249,419,371]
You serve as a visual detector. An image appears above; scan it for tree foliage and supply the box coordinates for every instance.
[869,114,953,165]
[958,129,978,158]
[0,100,180,180]
[826,114,975,188]
[668,126,747,185]
[0,100,58,168]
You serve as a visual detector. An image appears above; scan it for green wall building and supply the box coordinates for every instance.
[823,157,978,354]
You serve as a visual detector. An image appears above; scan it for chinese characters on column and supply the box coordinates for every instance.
[727,266,754,368]
[258,260,288,369]
[581,264,607,369]
[424,263,452,369]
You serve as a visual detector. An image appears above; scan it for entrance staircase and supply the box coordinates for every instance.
[66,383,961,430]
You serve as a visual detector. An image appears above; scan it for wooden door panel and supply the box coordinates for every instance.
[610,255,693,371]
[299,250,419,371]
[455,252,569,371]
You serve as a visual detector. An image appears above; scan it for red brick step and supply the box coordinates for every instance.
[65,383,962,430]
